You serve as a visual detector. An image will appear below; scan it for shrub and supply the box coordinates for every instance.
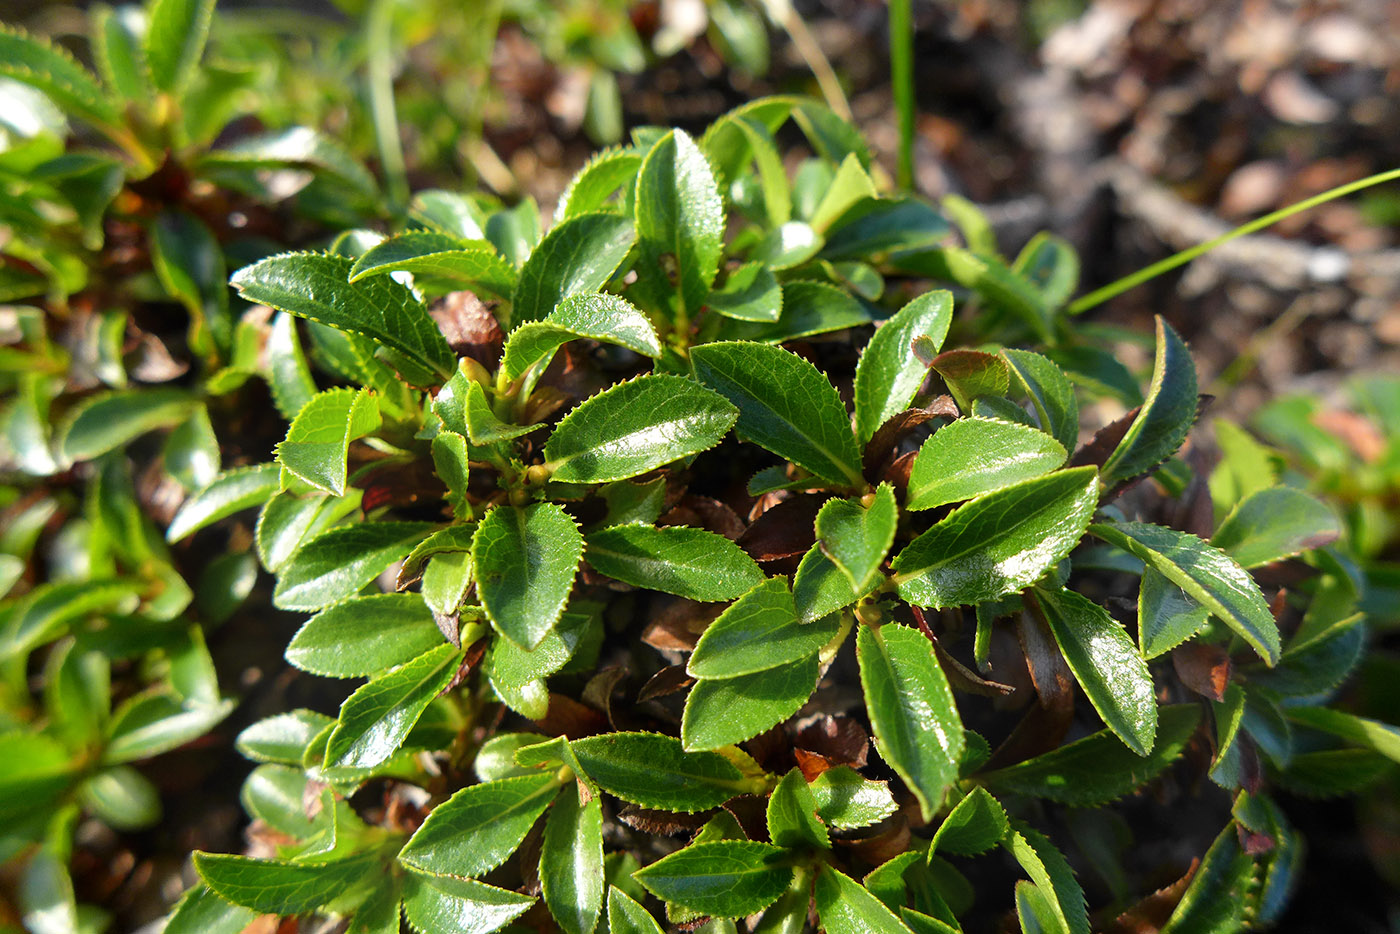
[1,5,1393,934]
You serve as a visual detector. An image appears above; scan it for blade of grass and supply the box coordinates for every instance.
[890,0,914,190]
[365,0,408,212]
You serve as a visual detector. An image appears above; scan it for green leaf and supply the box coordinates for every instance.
[633,129,725,318]
[325,643,461,768]
[272,521,434,612]
[255,487,362,573]
[1002,350,1079,455]
[542,782,606,934]
[751,221,823,269]
[193,851,375,914]
[163,404,220,490]
[1287,707,1400,764]
[231,252,455,382]
[275,388,381,495]
[1210,487,1341,569]
[585,524,763,601]
[236,709,334,764]
[893,468,1099,608]
[501,292,662,383]
[767,768,830,849]
[568,732,754,812]
[400,872,535,934]
[634,841,792,919]
[687,578,838,679]
[906,418,1066,511]
[608,886,667,934]
[103,693,234,763]
[1159,824,1253,934]
[816,484,897,593]
[144,0,214,93]
[853,291,952,444]
[793,545,875,622]
[3,579,140,661]
[56,388,197,463]
[0,26,121,130]
[512,212,636,326]
[166,464,281,542]
[809,154,878,233]
[91,6,149,103]
[557,148,643,220]
[151,210,230,352]
[809,766,898,830]
[1100,318,1197,488]
[858,623,964,820]
[1013,232,1079,309]
[943,248,1051,342]
[1089,521,1280,666]
[692,341,863,488]
[202,127,377,198]
[932,787,1008,856]
[1137,568,1210,658]
[163,885,258,934]
[80,763,161,829]
[19,847,78,934]
[981,704,1200,806]
[930,350,1009,412]
[1002,823,1088,934]
[452,379,538,445]
[814,865,915,934]
[488,609,593,717]
[682,653,820,751]
[348,231,516,299]
[820,197,950,261]
[714,279,868,344]
[266,312,317,421]
[474,503,583,649]
[706,262,782,322]
[399,772,561,877]
[544,375,737,483]
[1030,587,1157,755]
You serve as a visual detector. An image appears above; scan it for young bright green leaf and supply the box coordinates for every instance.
[906,418,1066,511]
[853,291,952,445]
[266,312,316,421]
[633,129,725,318]
[400,872,536,934]
[1100,318,1197,488]
[981,704,1200,806]
[793,545,874,622]
[192,851,376,915]
[682,653,820,750]
[809,766,898,830]
[1210,487,1341,569]
[809,154,878,233]
[858,623,964,820]
[568,732,753,812]
[1002,349,1080,455]
[706,262,782,322]
[399,772,561,877]
[545,375,738,483]
[255,487,362,573]
[324,643,460,769]
[231,252,456,381]
[1090,521,1280,666]
[688,578,839,679]
[272,522,433,612]
[431,431,472,521]
[932,786,1008,856]
[714,279,869,344]
[608,886,667,934]
[1030,587,1157,756]
[474,503,583,649]
[348,231,516,299]
[634,841,792,919]
[814,865,915,934]
[501,292,662,381]
[541,782,606,934]
[236,709,334,764]
[460,380,540,445]
[144,0,214,94]
[57,388,197,463]
[944,248,1052,342]
[488,609,593,718]
[584,524,763,601]
[691,341,863,488]
[767,768,830,849]
[163,884,258,934]
[167,463,281,542]
[0,26,122,130]
[275,388,381,495]
[512,212,636,326]
[1137,567,1210,658]
[1015,882,1062,934]
[893,468,1099,609]
[1003,823,1088,934]
[557,148,643,220]
[815,483,897,593]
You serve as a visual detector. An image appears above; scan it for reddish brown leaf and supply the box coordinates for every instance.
[660,495,746,540]
[1103,860,1198,934]
[1071,406,1141,469]
[1171,642,1232,702]
[641,599,721,652]
[430,290,503,368]
[793,748,833,781]
[985,611,1074,770]
[794,715,870,769]
[617,806,712,835]
[737,494,826,561]
[1314,409,1385,463]
[637,664,695,702]
[862,396,958,481]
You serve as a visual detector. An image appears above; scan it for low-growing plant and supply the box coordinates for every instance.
[1,5,1396,934]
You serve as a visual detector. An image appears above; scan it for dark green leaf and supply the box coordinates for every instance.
[714,279,868,343]
[906,418,1066,511]
[1137,568,1209,659]
[1012,232,1079,309]
[400,872,535,934]
[634,841,792,919]
[348,231,516,299]
[608,886,667,934]
[688,578,838,679]
[193,851,375,914]
[1090,521,1280,666]
[163,404,220,491]
[512,213,635,326]
[634,129,724,318]
[692,341,863,488]
[1002,349,1079,454]
[706,262,782,322]
[273,522,433,612]
[814,865,915,934]
[809,766,898,830]
[585,524,763,601]
[568,732,756,812]
[854,291,952,444]
[682,653,820,750]
[399,773,561,877]
[1211,487,1341,569]
[473,503,583,649]
[858,623,964,820]
[815,483,897,593]
[767,768,830,849]
[231,252,455,381]
[1003,823,1087,934]
[1159,824,1253,934]
[276,388,381,495]
[820,197,950,261]
[1100,318,1197,488]
[325,643,461,768]
[542,782,605,934]
[255,488,362,574]
[892,468,1099,609]
[1030,587,1156,756]
[932,787,1008,856]
[56,388,197,463]
[544,375,737,483]
[165,465,281,544]
[151,210,230,351]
